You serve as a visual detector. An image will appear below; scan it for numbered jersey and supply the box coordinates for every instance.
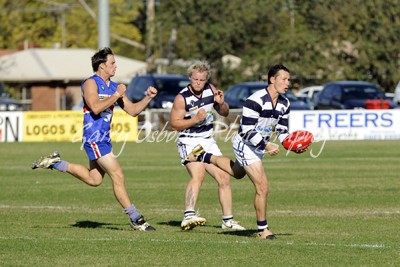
[178,83,215,139]
[81,74,118,143]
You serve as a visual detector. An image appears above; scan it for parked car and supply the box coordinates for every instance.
[393,81,400,106]
[126,74,190,109]
[296,85,323,106]
[384,92,397,107]
[0,96,23,111]
[224,82,313,110]
[314,81,395,110]
[385,92,395,101]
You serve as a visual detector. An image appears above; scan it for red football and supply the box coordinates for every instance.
[282,130,314,151]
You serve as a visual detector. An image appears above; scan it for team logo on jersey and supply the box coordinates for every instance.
[256,125,274,135]
[190,100,195,107]
[101,85,105,91]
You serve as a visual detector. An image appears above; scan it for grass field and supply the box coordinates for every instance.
[0,138,399,266]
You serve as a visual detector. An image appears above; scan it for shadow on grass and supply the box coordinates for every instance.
[219,230,294,238]
[70,220,123,230]
[219,229,259,237]
[159,221,223,232]
[158,220,181,227]
[158,221,226,229]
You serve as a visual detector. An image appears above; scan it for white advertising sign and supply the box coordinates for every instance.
[0,112,23,142]
[289,109,400,140]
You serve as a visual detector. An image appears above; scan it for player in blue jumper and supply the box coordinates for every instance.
[32,47,157,231]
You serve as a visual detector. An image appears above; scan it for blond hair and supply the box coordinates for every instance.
[187,60,211,80]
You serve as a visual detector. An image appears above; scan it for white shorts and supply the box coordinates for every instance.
[232,133,264,166]
[177,137,222,161]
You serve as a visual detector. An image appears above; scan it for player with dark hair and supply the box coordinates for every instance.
[184,64,307,239]
[32,47,157,231]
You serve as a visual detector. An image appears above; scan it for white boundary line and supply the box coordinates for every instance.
[0,236,390,249]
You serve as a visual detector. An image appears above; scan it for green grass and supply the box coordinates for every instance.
[0,139,399,266]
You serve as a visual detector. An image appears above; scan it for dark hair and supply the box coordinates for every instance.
[91,47,113,72]
[267,64,290,84]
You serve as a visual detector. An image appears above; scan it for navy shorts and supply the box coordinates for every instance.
[83,141,112,161]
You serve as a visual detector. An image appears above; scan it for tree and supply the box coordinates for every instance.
[331,0,400,91]
[278,0,400,91]
[0,0,144,59]
[154,0,400,91]
[1,0,399,92]
[155,0,279,86]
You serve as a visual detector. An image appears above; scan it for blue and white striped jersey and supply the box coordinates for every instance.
[238,88,290,150]
[178,83,215,139]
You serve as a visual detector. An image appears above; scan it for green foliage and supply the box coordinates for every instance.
[0,0,144,59]
[291,0,400,90]
[0,0,399,91]
[0,140,399,266]
[155,0,400,91]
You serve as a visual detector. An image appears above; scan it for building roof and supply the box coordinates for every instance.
[0,48,147,84]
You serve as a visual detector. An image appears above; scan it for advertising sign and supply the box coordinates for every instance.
[23,110,138,142]
[0,112,23,142]
[289,109,400,140]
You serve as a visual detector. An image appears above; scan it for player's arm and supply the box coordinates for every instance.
[211,84,229,117]
[170,94,207,131]
[119,86,158,117]
[275,109,290,143]
[83,79,122,115]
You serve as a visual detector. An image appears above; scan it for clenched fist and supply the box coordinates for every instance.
[145,86,158,99]
[214,89,225,105]
[196,108,208,123]
[116,84,127,98]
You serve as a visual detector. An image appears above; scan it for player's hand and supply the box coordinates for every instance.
[116,84,126,98]
[196,108,208,123]
[214,89,225,105]
[145,86,158,99]
[265,143,279,156]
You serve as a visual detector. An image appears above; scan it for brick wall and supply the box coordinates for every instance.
[31,85,65,111]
